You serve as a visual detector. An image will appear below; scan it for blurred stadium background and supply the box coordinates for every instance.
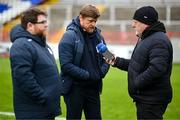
[0,0,180,119]
[1,0,180,61]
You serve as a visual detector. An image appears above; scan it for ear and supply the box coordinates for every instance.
[26,22,35,33]
[79,15,83,21]
[145,24,150,29]
[79,15,84,26]
[27,22,34,30]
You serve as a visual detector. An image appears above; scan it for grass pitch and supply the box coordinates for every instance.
[0,58,180,119]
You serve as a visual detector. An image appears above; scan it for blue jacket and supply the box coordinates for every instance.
[10,24,61,119]
[59,16,109,94]
[114,22,173,104]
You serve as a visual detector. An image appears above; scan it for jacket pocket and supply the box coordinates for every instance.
[60,75,73,94]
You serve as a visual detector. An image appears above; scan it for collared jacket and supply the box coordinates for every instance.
[114,22,173,104]
[59,16,109,94]
[10,24,61,119]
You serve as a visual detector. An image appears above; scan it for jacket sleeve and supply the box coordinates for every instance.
[10,39,46,104]
[59,31,89,80]
[100,57,110,78]
[113,57,130,71]
[134,41,171,89]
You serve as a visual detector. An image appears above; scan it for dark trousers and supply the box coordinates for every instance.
[64,84,101,120]
[135,102,168,120]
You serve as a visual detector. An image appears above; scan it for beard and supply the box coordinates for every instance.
[36,30,47,38]
[82,25,95,33]
[36,31,46,43]
[87,28,95,33]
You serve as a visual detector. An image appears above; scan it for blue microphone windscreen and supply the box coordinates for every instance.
[96,43,107,53]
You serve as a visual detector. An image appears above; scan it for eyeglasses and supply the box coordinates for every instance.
[33,20,47,24]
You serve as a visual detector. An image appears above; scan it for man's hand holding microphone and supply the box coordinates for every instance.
[96,42,116,65]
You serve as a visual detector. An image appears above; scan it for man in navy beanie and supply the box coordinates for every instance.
[105,6,173,119]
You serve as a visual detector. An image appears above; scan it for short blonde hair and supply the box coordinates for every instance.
[79,4,100,19]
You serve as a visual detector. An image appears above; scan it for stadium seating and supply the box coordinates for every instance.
[48,2,180,44]
[0,0,31,24]
[0,0,180,44]
[0,3,9,13]
[0,0,47,25]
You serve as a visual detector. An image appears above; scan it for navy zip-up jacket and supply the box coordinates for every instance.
[59,16,109,94]
[10,24,61,119]
[114,22,173,104]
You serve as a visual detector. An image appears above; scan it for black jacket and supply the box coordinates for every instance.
[10,24,61,118]
[114,22,173,104]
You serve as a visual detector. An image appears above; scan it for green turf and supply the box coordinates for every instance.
[0,58,13,112]
[0,58,180,119]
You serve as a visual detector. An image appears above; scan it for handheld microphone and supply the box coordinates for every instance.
[96,43,115,61]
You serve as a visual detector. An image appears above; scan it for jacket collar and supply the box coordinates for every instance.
[141,21,166,39]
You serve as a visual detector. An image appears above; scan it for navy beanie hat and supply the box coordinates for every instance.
[133,6,158,25]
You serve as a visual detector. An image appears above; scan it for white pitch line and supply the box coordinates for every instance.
[0,112,14,116]
[0,112,65,120]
